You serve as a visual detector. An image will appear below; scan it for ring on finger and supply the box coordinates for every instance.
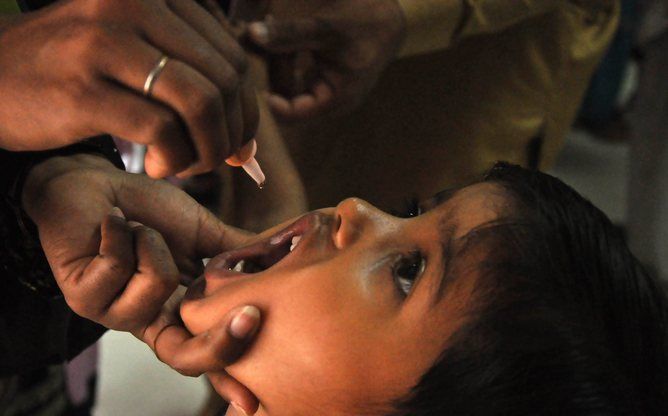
[143,55,170,98]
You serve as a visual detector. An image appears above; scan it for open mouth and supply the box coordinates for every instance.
[203,212,324,279]
[218,234,303,274]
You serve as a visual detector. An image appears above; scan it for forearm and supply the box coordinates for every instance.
[396,0,562,57]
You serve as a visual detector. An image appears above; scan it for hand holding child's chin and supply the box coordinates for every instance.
[21,153,262,415]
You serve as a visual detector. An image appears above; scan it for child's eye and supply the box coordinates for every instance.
[393,251,426,296]
[392,197,422,218]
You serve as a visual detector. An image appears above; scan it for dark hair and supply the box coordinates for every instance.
[394,163,668,415]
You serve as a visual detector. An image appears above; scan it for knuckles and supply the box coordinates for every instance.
[64,294,102,322]
[143,112,181,145]
[171,362,202,377]
[145,268,180,297]
[61,20,114,69]
[218,70,241,93]
[186,84,225,123]
[227,45,250,76]
[59,276,107,322]
[183,86,229,163]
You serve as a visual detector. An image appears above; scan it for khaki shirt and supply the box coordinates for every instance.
[271,0,620,210]
[0,1,19,14]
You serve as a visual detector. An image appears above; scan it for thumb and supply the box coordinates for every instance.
[248,18,330,52]
[114,175,254,268]
[193,211,256,259]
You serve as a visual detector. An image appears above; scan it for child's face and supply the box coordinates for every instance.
[181,183,509,415]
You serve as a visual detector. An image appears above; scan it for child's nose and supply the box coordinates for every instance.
[333,198,392,249]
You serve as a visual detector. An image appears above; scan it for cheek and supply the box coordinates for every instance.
[226,271,401,414]
[181,257,412,414]
[228,268,356,372]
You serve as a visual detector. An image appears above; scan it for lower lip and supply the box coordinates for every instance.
[185,211,330,299]
[205,212,324,274]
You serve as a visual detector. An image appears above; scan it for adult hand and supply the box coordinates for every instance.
[0,0,259,178]
[247,0,406,119]
[22,153,259,412]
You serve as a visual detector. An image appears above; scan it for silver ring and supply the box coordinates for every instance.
[143,55,169,98]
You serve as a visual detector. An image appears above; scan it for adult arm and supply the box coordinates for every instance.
[396,0,562,57]
[247,0,608,119]
[0,0,258,178]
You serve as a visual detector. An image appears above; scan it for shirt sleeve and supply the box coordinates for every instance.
[396,0,565,57]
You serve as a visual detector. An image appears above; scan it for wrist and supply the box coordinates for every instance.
[22,153,116,217]
[21,136,125,212]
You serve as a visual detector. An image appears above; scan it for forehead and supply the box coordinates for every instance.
[425,182,511,238]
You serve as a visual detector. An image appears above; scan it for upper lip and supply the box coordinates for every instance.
[202,211,333,284]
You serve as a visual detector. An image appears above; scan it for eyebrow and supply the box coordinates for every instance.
[424,188,459,212]
[418,188,460,306]
[433,223,457,306]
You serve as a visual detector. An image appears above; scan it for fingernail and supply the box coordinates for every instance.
[229,306,260,339]
[127,220,143,228]
[226,139,257,166]
[249,22,268,43]
[109,207,125,219]
[231,401,251,416]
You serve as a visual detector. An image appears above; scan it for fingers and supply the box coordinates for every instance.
[192,209,256,259]
[266,81,335,120]
[70,208,179,331]
[240,77,260,143]
[198,0,234,32]
[167,0,248,74]
[168,0,260,168]
[175,87,243,178]
[91,4,257,177]
[248,19,330,53]
[110,175,254,271]
[105,221,180,330]
[210,372,260,416]
[83,81,194,177]
[165,1,249,175]
[142,14,241,174]
[95,31,231,177]
[70,208,135,320]
[140,304,261,376]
